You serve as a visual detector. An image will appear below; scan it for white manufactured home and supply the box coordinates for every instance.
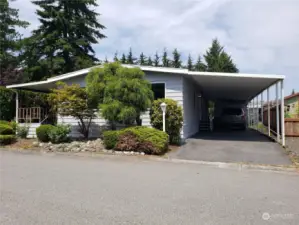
[7,65,286,145]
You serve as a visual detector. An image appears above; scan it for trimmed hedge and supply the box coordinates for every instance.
[103,130,119,149]
[103,126,169,155]
[36,125,55,142]
[0,124,14,135]
[48,124,71,144]
[0,135,16,145]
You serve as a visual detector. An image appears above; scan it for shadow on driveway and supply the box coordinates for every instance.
[169,129,292,165]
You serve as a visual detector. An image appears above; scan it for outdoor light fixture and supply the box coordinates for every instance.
[160,102,167,132]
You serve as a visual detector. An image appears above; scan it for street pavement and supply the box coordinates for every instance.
[0,150,298,225]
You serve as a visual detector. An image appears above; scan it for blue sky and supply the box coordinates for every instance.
[12,0,299,96]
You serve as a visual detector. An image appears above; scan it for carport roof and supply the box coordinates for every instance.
[6,65,284,102]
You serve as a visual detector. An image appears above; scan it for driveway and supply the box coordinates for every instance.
[1,151,299,225]
[170,129,292,165]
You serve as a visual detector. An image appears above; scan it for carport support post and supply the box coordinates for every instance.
[280,80,285,146]
[267,88,271,137]
[276,82,280,142]
[261,93,263,126]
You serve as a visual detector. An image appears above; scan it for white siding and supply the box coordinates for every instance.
[57,71,184,138]
[182,77,202,138]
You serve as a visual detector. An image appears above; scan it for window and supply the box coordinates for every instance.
[152,83,165,100]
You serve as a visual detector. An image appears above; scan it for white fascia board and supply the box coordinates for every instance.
[188,71,285,80]
[6,80,49,89]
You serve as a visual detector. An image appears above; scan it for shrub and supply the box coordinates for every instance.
[119,126,169,155]
[150,98,183,145]
[0,87,15,121]
[36,124,55,142]
[115,132,140,152]
[0,121,17,133]
[0,124,14,135]
[48,124,71,144]
[103,130,119,149]
[0,135,16,145]
[17,125,29,139]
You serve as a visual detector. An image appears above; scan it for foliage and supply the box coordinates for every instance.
[147,56,153,66]
[171,48,182,68]
[24,0,106,80]
[0,87,15,120]
[100,64,154,127]
[150,98,183,145]
[113,52,119,62]
[103,130,119,149]
[139,52,146,65]
[119,126,169,155]
[204,39,238,73]
[162,48,169,67]
[194,55,206,71]
[187,54,193,71]
[48,82,96,139]
[0,134,16,145]
[126,48,136,64]
[103,126,169,155]
[17,125,29,139]
[121,54,126,64]
[36,124,55,142]
[0,124,14,135]
[0,0,29,85]
[154,52,160,67]
[48,124,71,144]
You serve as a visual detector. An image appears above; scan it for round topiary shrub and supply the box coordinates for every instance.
[150,98,183,145]
[0,124,14,135]
[103,130,119,149]
[36,124,55,142]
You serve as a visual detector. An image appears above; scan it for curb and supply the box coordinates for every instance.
[153,157,299,173]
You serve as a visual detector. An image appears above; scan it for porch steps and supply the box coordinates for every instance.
[199,121,211,132]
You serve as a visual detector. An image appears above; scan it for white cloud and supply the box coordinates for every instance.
[11,0,299,94]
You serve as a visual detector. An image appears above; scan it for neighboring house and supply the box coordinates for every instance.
[6,65,284,140]
[285,92,299,118]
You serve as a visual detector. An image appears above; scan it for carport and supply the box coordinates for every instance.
[187,71,286,146]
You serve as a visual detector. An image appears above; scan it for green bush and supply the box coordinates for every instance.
[36,124,55,142]
[0,124,14,135]
[17,125,29,139]
[0,87,15,121]
[0,121,17,133]
[150,98,183,145]
[0,120,11,126]
[103,130,119,149]
[0,135,16,145]
[48,124,71,144]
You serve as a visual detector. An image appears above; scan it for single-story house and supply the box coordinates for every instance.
[6,64,286,143]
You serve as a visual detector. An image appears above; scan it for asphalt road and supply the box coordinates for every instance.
[1,150,299,225]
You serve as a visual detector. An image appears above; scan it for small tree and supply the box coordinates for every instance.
[121,54,126,64]
[147,56,153,66]
[162,48,169,67]
[154,51,160,67]
[172,48,182,68]
[48,82,95,139]
[127,47,136,64]
[194,55,206,71]
[139,52,146,65]
[187,54,193,71]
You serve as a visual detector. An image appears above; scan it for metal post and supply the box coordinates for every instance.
[261,92,263,126]
[247,102,250,127]
[255,96,258,130]
[276,82,280,142]
[15,91,19,123]
[267,88,271,136]
[280,80,285,146]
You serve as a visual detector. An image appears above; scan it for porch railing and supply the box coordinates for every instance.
[18,107,48,123]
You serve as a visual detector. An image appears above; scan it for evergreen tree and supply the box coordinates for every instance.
[28,0,106,78]
[121,53,126,64]
[172,48,182,68]
[126,47,136,64]
[113,52,119,62]
[204,39,238,73]
[162,48,169,67]
[104,57,108,63]
[154,51,160,67]
[187,54,193,71]
[147,56,153,66]
[0,0,29,85]
[194,55,206,71]
[139,52,146,65]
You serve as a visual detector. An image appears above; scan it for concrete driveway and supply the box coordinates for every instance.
[169,129,292,165]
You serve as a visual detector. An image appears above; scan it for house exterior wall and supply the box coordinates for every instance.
[286,96,299,118]
[182,76,202,138]
[58,71,184,138]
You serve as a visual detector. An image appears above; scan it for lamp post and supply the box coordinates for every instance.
[160,102,167,132]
